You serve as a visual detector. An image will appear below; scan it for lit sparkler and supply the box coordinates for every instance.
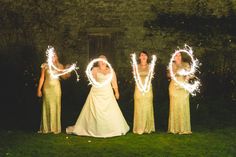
[85,58,113,88]
[46,46,79,81]
[168,44,201,96]
[131,53,157,93]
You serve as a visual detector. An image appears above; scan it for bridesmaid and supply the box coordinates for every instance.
[168,52,192,134]
[37,49,69,134]
[133,51,155,134]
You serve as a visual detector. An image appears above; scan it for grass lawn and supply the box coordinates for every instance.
[0,127,235,157]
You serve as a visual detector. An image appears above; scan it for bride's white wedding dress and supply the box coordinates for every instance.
[66,69,129,138]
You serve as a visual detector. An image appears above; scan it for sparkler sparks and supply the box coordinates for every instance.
[46,46,79,81]
[131,53,157,93]
[168,44,201,96]
[85,58,113,88]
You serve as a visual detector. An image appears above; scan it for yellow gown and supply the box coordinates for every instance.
[168,62,192,134]
[133,65,155,134]
[39,63,61,134]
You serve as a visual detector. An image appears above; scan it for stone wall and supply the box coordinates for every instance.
[63,0,156,71]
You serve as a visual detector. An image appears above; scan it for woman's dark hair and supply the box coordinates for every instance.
[174,51,190,63]
[138,51,149,63]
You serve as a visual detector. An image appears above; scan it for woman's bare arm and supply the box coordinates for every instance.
[111,70,119,100]
[37,66,45,97]
[59,64,71,80]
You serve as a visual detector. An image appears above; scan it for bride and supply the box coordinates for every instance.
[66,55,129,138]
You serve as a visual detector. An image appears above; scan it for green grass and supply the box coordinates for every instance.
[0,127,236,157]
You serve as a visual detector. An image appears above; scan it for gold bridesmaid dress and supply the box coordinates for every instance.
[39,63,61,134]
[133,65,155,134]
[168,62,192,134]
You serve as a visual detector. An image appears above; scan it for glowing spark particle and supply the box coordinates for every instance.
[46,46,80,81]
[131,53,157,93]
[85,58,113,88]
[168,44,201,96]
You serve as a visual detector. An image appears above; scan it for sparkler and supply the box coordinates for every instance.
[85,58,113,88]
[168,44,201,96]
[131,53,157,93]
[46,46,79,81]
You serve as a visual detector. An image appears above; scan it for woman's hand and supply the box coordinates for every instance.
[65,64,71,69]
[115,91,120,100]
[37,90,42,97]
[63,73,71,79]
[185,74,194,81]
[185,76,190,81]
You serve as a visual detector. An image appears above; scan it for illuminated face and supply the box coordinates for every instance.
[52,53,58,63]
[139,52,148,64]
[98,60,106,67]
[98,55,107,68]
[174,52,182,64]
